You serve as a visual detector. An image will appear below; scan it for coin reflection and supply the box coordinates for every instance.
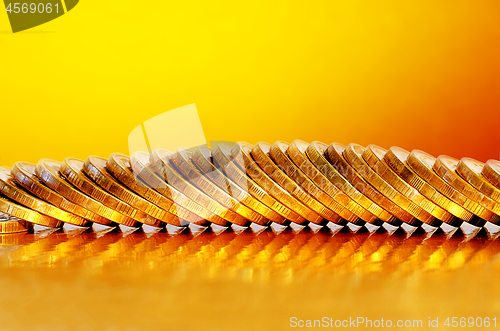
[0,225,499,281]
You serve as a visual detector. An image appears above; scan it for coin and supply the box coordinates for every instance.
[288,140,382,226]
[12,162,112,226]
[305,141,391,225]
[407,150,487,227]
[288,141,383,225]
[107,153,203,227]
[36,159,132,227]
[128,153,224,227]
[60,158,142,227]
[324,143,403,227]
[0,195,58,229]
[433,155,500,225]
[84,156,170,228]
[482,160,500,191]
[171,148,261,227]
[232,142,318,225]
[0,167,84,227]
[363,145,453,226]
[383,147,469,227]
[192,145,281,226]
[211,143,303,225]
[457,158,500,203]
[252,142,333,226]
[344,143,431,227]
[146,150,235,227]
[0,211,33,234]
[231,142,312,225]
[270,141,360,225]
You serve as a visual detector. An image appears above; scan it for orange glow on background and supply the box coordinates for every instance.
[1,1,499,166]
[1,3,500,330]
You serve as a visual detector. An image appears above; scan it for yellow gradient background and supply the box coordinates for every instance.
[1,0,499,167]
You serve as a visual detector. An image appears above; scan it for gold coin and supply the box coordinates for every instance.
[288,140,381,226]
[304,141,390,226]
[0,196,58,229]
[171,148,261,227]
[482,160,500,191]
[0,167,84,227]
[107,153,203,227]
[12,162,112,226]
[127,152,223,227]
[324,143,403,227]
[305,141,391,225]
[363,145,453,226]
[59,158,142,228]
[35,159,132,227]
[457,158,500,203]
[406,150,487,227]
[84,156,170,228]
[382,147,468,227]
[343,143,429,227]
[230,142,313,225]
[192,145,280,226]
[434,155,500,225]
[287,140,383,225]
[211,143,303,225]
[271,141,358,225]
[252,142,332,225]
[146,150,234,227]
[0,211,33,234]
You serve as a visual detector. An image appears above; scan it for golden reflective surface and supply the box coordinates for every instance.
[0,224,499,330]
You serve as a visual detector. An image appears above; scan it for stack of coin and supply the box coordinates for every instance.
[1,141,500,234]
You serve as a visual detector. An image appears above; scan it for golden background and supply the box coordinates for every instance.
[1,0,500,167]
[1,1,500,330]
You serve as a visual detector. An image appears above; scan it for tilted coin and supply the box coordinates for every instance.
[407,150,487,227]
[231,142,314,225]
[252,142,333,226]
[0,167,83,227]
[457,158,500,203]
[147,149,235,226]
[60,158,142,228]
[12,162,112,226]
[343,143,430,227]
[383,147,468,227]
[271,141,361,225]
[83,156,170,228]
[482,160,500,191]
[433,156,500,225]
[324,143,403,227]
[171,148,261,227]
[0,211,33,234]
[212,143,303,225]
[106,153,193,227]
[35,159,132,227]
[192,145,280,226]
[128,152,222,227]
[363,145,453,226]
[305,141,392,225]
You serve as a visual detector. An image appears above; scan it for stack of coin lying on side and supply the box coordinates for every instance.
[1,140,499,234]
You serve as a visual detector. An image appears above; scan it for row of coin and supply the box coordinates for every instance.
[1,140,500,234]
